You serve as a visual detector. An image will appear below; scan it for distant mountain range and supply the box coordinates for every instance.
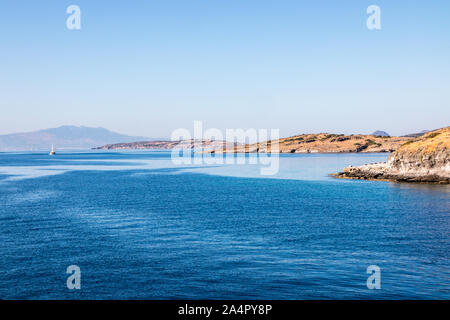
[0,126,153,151]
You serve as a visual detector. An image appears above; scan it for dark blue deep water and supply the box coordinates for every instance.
[0,151,448,299]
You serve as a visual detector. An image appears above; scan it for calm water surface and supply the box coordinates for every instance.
[0,151,448,299]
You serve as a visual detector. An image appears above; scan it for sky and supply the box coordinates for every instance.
[0,0,449,138]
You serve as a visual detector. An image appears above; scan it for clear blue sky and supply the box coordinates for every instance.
[1,0,449,137]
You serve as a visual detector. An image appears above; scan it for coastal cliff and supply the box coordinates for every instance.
[335,127,450,183]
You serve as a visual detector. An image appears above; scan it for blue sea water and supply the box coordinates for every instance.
[0,151,448,299]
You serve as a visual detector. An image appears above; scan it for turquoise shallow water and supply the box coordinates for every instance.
[0,151,449,299]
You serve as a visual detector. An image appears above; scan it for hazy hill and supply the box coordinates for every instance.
[402,130,430,138]
[371,130,390,137]
[0,126,150,151]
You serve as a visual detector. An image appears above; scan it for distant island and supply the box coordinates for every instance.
[334,127,449,183]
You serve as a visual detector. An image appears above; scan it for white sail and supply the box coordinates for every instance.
[49,144,55,155]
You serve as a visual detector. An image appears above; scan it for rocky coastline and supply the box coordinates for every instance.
[334,127,450,183]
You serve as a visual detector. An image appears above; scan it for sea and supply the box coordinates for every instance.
[0,151,448,299]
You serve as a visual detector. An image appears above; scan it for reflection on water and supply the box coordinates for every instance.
[388,182,450,193]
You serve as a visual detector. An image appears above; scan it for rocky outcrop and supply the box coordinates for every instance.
[335,127,450,183]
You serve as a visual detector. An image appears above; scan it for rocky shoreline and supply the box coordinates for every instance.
[334,127,449,184]
[333,163,449,183]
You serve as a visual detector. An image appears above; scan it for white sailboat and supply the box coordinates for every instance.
[49,144,56,155]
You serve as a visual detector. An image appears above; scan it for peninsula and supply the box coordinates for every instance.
[334,127,450,183]
[93,139,239,150]
[203,133,411,154]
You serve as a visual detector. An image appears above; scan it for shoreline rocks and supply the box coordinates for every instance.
[334,163,449,183]
[334,127,450,184]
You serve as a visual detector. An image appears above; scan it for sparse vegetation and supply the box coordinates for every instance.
[356,144,368,152]
[211,129,420,154]
[398,127,449,154]
[402,140,414,146]
[366,139,382,147]
[285,136,304,142]
[426,132,441,139]
[321,134,334,141]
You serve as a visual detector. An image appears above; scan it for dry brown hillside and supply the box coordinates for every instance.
[387,126,449,172]
[392,127,450,154]
[94,139,238,150]
[208,133,411,154]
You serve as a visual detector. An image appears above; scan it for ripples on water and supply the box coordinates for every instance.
[0,151,448,299]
